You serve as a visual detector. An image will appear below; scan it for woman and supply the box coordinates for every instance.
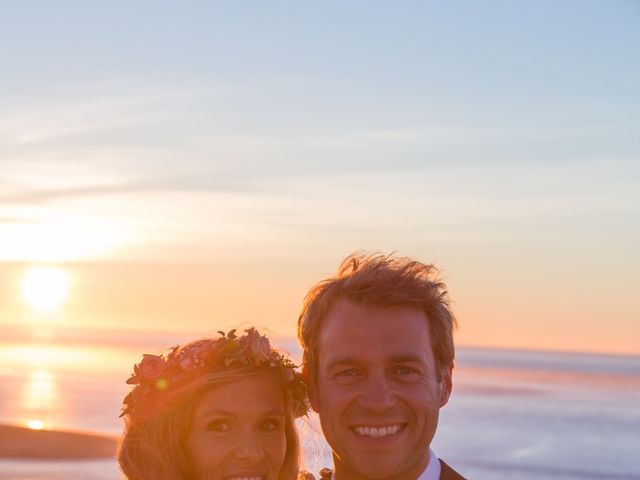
[118,328,309,480]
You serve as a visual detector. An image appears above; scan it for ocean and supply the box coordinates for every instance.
[1,325,639,479]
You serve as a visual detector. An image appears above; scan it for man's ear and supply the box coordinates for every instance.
[302,366,320,413]
[439,365,453,408]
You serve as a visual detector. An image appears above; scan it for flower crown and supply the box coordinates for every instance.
[121,328,308,422]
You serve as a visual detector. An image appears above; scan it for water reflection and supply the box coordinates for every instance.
[0,340,135,433]
[0,344,70,429]
[22,370,59,429]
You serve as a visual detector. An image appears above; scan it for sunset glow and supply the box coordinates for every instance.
[21,267,70,312]
[26,420,44,430]
[0,218,128,262]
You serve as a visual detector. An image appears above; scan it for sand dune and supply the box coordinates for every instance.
[0,424,117,459]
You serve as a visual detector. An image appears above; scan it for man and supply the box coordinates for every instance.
[298,252,466,480]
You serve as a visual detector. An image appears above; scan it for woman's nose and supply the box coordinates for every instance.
[232,433,265,462]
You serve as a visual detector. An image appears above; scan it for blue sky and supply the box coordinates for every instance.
[1,1,639,353]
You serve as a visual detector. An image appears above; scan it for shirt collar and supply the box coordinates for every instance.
[418,449,441,480]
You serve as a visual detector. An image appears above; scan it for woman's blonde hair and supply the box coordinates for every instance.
[117,329,306,480]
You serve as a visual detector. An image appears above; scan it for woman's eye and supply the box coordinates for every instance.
[260,419,283,432]
[206,420,231,432]
[336,368,360,378]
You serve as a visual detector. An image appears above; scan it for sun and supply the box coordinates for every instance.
[21,267,70,312]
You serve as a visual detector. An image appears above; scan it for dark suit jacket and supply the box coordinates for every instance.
[439,459,467,480]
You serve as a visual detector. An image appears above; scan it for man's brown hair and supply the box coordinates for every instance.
[298,252,457,380]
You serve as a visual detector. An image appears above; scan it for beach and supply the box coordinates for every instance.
[0,424,116,459]
[0,424,119,480]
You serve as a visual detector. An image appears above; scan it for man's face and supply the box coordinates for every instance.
[308,298,452,480]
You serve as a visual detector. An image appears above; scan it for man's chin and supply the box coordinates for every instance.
[347,464,403,480]
[334,439,428,480]
[337,455,412,480]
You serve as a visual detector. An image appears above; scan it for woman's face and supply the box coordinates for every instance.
[187,372,288,480]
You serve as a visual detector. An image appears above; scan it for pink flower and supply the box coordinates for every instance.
[179,356,195,371]
[244,328,272,364]
[138,354,166,380]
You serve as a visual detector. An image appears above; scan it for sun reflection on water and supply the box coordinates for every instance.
[26,419,45,430]
[0,345,84,430]
[25,370,57,407]
[0,339,139,432]
[19,370,59,430]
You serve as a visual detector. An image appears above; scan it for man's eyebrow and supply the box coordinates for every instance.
[389,353,426,364]
[325,354,427,369]
[325,357,360,370]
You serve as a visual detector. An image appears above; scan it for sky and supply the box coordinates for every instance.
[1,1,639,355]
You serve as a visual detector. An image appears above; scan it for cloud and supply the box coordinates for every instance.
[0,184,149,205]
[0,173,270,207]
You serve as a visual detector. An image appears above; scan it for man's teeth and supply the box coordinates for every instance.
[354,425,401,437]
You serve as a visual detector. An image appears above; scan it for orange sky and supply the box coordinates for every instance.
[1,256,638,356]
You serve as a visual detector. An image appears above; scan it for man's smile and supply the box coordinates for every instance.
[351,423,405,438]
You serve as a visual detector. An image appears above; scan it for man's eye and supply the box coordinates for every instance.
[206,420,231,432]
[394,366,418,375]
[337,368,360,377]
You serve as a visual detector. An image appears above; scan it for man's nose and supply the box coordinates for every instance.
[233,431,265,462]
[357,373,396,413]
